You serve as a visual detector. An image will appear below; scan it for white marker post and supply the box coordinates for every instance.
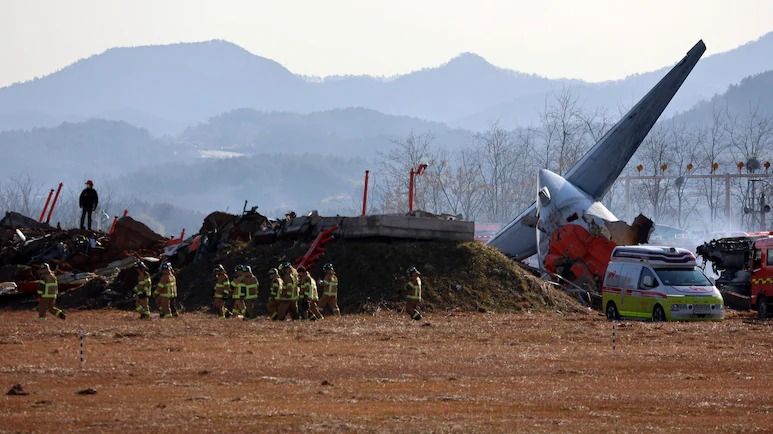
[78,330,86,369]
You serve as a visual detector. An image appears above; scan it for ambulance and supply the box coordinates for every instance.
[602,246,724,321]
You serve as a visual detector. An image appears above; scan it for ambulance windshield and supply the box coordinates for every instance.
[654,268,712,287]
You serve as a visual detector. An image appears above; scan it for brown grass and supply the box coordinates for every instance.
[1,310,771,433]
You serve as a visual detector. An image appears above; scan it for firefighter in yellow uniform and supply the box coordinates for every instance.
[289,263,300,319]
[133,262,152,319]
[36,263,66,320]
[242,266,259,320]
[285,262,300,319]
[318,263,340,316]
[154,263,177,318]
[230,265,246,318]
[405,266,423,320]
[169,264,180,317]
[298,266,322,320]
[273,265,299,321]
[266,268,282,317]
[212,264,231,319]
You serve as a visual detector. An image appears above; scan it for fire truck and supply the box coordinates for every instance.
[696,233,773,318]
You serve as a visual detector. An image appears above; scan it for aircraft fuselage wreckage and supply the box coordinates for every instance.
[488,40,706,293]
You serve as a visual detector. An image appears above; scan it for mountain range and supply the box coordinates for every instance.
[2,33,773,135]
[2,33,773,232]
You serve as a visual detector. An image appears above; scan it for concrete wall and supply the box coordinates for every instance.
[311,214,474,241]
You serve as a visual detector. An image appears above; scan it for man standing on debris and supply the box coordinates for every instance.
[242,266,259,320]
[36,263,66,320]
[266,268,282,317]
[154,263,177,318]
[318,263,340,316]
[133,262,152,319]
[404,266,423,320]
[212,264,231,319]
[298,266,322,320]
[230,265,246,318]
[273,265,299,320]
[78,180,99,231]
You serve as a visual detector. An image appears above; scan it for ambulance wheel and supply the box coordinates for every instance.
[652,304,666,322]
[605,302,619,321]
[758,298,769,319]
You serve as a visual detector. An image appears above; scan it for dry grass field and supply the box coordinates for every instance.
[1,310,771,433]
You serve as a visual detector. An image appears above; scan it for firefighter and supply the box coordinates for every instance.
[36,263,66,320]
[170,268,180,317]
[318,263,340,316]
[298,266,322,320]
[405,266,423,320]
[212,264,231,319]
[266,268,282,318]
[242,265,259,320]
[133,262,152,319]
[154,263,176,318]
[273,265,299,321]
[285,262,301,320]
[230,265,246,318]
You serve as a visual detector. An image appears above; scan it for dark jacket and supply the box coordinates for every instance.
[79,187,99,210]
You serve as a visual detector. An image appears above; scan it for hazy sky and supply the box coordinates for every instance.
[2,0,772,87]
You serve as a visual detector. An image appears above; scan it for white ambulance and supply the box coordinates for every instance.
[602,246,724,321]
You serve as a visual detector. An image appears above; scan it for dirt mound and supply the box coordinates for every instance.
[176,239,583,314]
[109,217,167,255]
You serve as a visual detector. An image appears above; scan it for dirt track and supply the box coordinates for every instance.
[0,310,771,433]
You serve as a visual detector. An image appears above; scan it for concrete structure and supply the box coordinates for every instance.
[284,213,474,241]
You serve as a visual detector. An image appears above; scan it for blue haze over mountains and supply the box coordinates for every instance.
[1,34,773,232]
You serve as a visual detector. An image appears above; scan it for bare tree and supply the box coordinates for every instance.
[0,175,39,218]
[697,104,731,226]
[475,123,521,222]
[372,131,435,214]
[638,125,673,221]
[725,104,773,228]
[422,148,486,220]
[669,120,704,227]
[537,88,597,175]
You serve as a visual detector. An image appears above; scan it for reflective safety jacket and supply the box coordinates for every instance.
[406,277,422,301]
[243,275,259,300]
[319,275,338,296]
[37,274,58,299]
[290,280,300,301]
[278,276,299,301]
[269,276,283,300]
[300,275,319,301]
[134,276,152,297]
[156,274,177,298]
[214,273,230,299]
[230,276,244,299]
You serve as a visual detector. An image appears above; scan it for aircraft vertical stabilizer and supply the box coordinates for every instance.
[488,40,706,259]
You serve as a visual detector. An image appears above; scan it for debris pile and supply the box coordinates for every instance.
[0,212,170,307]
[1,209,582,315]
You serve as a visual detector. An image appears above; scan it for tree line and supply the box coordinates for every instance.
[368,90,773,233]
